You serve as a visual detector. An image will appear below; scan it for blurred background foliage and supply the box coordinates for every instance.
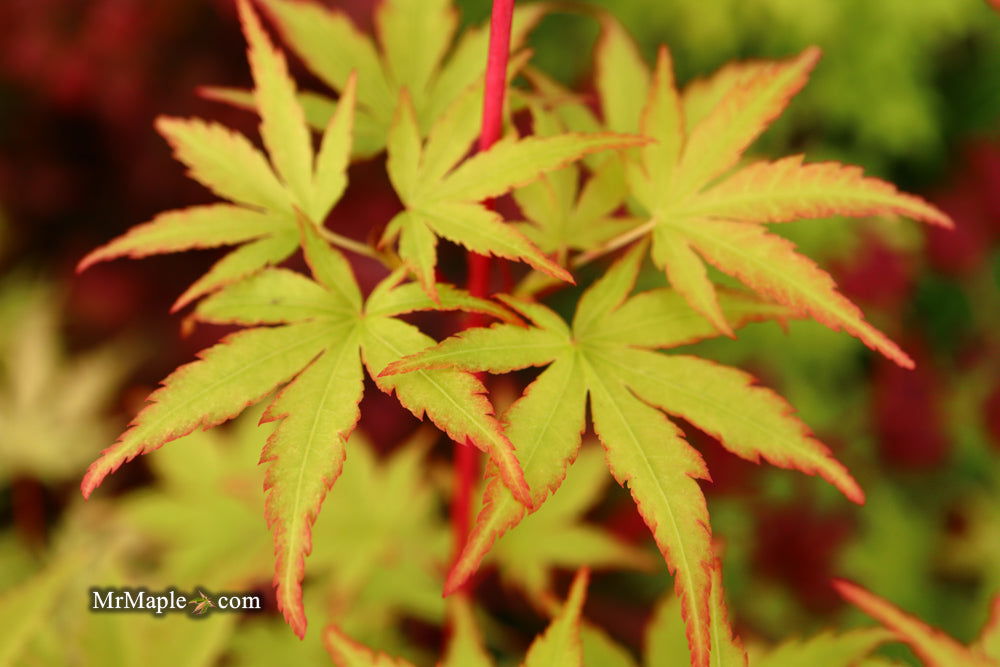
[0,0,998,665]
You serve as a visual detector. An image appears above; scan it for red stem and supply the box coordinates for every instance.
[478,0,515,155]
[451,0,516,578]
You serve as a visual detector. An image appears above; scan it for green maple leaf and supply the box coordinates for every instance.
[326,569,592,667]
[746,628,895,667]
[576,563,895,667]
[0,281,135,483]
[81,221,530,639]
[483,444,652,601]
[584,20,952,368]
[836,581,1000,667]
[78,0,357,310]
[127,409,450,659]
[382,245,865,666]
[211,0,548,158]
[641,561,747,667]
[511,104,642,266]
[628,565,893,667]
[0,503,238,667]
[314,427,448,624]
[121,408,276,588]
[0,556,77,665]
[438,596,493,667]
[382,81,645,300]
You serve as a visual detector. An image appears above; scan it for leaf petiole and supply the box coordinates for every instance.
[294,207,399,268]
[571,216,657,268]
[315,225,388,263]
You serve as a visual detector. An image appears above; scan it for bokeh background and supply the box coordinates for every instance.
[0,0,998,664]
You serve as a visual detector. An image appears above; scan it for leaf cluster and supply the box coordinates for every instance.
[75,0,954,662]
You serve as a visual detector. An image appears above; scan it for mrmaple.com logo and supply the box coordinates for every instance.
[90,587,262,616]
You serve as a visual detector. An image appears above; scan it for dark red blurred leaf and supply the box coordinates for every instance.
[834,235,913,310]
[872,348,950,469]
[926,143,1000,277]
[754,505,853,612]
[984,380,1000,451]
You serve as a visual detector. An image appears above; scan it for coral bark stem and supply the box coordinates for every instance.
[451,0,516,586]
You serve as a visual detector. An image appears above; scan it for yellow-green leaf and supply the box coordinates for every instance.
[155,117,290,213]
[522,569,589,667]
[76,205,281,271]
[585,366,713,667]
[239,0,314,211]
[682,155,952,227]
[81,321,333,498]
[324,625,417,667]
[362,317,531,508]
[260,329,364,637]
[260,0,394,120]
[595,15,650,134]
[440,596,494,667]
[835,581,998,667]
[750,628,890,667]
[672,48,820,199]
[608,351,864,503]
[679,218,913,368]
[312,73,357,221]
[171,231,298,312]
[651,226,733,337]
[375,0,456,111]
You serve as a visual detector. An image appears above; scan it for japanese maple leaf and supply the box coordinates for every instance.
[237,0,546,157]
[326,569,592,667]
[0,506,239,667]
[382,245,863,666]
[639,563,894,667]
[640,560,747,667]
[836,581,1000,667]
[81,221,531,638]
[485,445,651,601]
[382,81,645,300]
[511,104,642,266]
[78,0,355,310]
[0,284,136,483]
[122,408,277,588]
[590,21,952,368]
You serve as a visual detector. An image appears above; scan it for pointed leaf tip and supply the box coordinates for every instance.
[263,338,362,642]
[239,0,314,211]
[835,579,996,667]
[523,568,590,667]
[80,322,330,500]
[686,155,954,229]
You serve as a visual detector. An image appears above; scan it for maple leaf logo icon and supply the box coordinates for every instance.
[188,590,216,616]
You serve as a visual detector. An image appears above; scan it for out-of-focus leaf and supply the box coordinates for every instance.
[581,623,639,667]
[439,596,494,667]
[0,282,137,482]
[747,628,891,667]
[522,569,589,667]
[489,446,651,600]
[835,580,999,667]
